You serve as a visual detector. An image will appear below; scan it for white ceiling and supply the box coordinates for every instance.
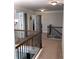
[14,0,64,11]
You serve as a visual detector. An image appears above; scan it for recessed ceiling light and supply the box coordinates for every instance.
[41,9,44,12]
[51,1,57,6]
[38,9,46,12]
[48,0,58,6]
[40,9,45,12]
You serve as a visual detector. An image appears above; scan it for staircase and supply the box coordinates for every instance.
[15,46,39,59]
[15,31,42,59]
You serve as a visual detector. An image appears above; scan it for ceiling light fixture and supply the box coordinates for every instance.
[41,9,44,12]
[51,1,57,6]
[48,0,58,6]
[40,9,45,12]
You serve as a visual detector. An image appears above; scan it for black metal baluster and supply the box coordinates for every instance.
[25,42,27,59]
[40,33,42,48]
[20,46,21,59]
[21,45,22,59]
[22,45,23,59]
[25,44,26,58]
[24,43,26,58]
[17,48,19,59]
[23,44,24,59]
[27,40,31,59]
[25,43,27,59]
[19,46,21,59]
[18,47,19,59]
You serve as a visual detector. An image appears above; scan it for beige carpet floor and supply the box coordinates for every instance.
[37,33,63,59]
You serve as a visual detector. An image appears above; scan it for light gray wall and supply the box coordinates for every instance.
[35,11,63,33]
[14,6,63,33]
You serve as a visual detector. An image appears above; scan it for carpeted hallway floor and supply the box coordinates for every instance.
[37,33,63,59]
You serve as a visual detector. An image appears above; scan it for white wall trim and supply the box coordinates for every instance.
[35,10,63,14]
[43,31,47,33]
[14,6,35,14]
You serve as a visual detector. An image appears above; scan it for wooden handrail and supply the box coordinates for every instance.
[52,27,62,28]
[14,29,25,31]
[48,26,62,28]
[14,29,38,33]
[15,32,41,49]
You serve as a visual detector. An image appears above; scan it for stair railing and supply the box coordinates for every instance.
[15,31,42,59]
[47,25,62,38]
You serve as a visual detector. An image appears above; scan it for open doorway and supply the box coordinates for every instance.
[32,15,42,32]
